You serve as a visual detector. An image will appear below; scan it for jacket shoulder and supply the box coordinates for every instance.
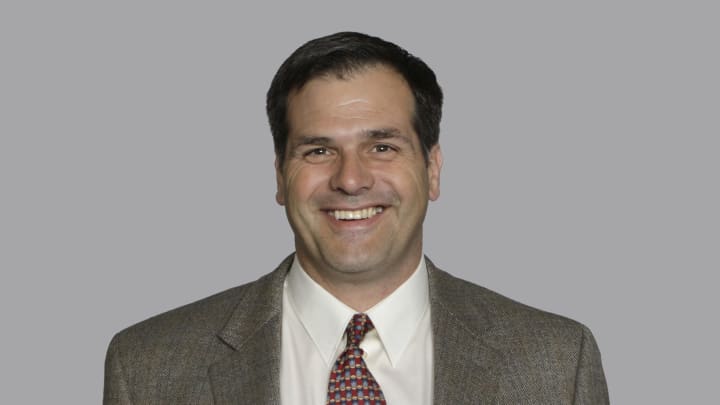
[429,263,590,339]
[110,256,290,347]
[104,261,289,403]
[115,283,245,342]
[428,263,608,403]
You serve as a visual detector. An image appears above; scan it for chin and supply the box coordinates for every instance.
[322,249,385,274]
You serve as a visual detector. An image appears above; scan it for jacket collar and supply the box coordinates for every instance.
[427,257,503,403]
[207,255,503,403]
[208,254,292,404]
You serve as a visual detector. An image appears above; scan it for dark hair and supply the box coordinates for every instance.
[266,31,443,165]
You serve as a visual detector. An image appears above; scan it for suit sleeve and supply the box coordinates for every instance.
[573,325,610,405]
[103,334,133,405]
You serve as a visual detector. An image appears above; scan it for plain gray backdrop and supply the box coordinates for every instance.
[2,1,718,403]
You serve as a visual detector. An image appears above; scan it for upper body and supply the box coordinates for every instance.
[104,32,609,404]
[104,255,608,404]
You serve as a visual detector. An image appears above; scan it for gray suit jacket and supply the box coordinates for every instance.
[104,256,609,404]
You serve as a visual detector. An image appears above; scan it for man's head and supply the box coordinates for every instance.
[267,31,443,167]
[267,32,443,297]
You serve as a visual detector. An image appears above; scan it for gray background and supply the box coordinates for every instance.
[2,1,718,403]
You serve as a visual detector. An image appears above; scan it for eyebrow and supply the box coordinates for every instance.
[363,128,413,144]
[364,128,418,153]
[292,135,333,147]
[291,127,416,149]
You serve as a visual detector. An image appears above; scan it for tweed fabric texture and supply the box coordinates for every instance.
[327,313,386,405]
[104,255,609,404]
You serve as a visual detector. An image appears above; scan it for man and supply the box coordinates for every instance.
[104,32,609,404]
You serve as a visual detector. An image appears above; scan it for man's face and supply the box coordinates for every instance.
[276,66,442,281]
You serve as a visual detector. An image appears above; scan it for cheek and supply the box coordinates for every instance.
[382,168,428,203]
[400,163,430,190]
[284,166,329,203]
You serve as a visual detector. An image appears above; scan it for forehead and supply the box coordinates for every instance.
[286,66,415,140]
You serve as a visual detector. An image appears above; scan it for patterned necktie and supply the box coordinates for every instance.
[326,313,386,405]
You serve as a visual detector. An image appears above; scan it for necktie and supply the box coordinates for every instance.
[326,313,386,404]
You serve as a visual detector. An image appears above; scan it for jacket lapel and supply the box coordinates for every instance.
[427,259,503,404]
[208,255,292,404]
[206,255,504,403]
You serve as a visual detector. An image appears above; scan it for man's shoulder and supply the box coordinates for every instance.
[104,257,292,402]
[108,256,291,351]
[427,263,608,402]
[112,281,249,345]
[428,261,594,344]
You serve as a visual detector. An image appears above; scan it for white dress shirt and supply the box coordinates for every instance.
[280,256,433,405]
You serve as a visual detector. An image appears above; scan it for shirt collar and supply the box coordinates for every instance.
[285,255,429,368]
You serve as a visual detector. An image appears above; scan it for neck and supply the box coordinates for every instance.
[297,254,422,312]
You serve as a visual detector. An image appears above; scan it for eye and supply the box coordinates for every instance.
[301,146,334,163]
[305,147,328,156]
[373,144,394,153]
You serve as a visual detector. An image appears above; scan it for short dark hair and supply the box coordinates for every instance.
[266,31,443,165]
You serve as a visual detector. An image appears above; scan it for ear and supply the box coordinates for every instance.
[427,144,443,201]
[275,157,286,206]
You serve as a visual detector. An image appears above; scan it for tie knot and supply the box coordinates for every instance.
[345,313,374,347]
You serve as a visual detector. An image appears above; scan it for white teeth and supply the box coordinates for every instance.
[332,206,384,220]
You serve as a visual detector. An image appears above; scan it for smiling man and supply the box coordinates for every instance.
[104,32,609,404]
[276,65,441,313]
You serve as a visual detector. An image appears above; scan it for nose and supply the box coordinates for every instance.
[329,152,374,195]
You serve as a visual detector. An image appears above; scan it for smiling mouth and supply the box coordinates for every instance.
[328,206,384,221]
